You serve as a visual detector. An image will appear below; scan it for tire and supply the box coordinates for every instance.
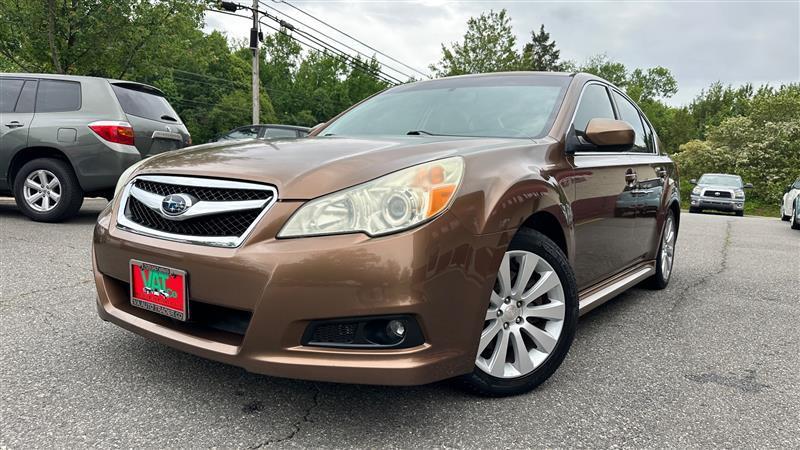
[647,209,676,290]
[735,210,744,217]
[791,205,800,230]
[689,207,700,214]
[780,205,790,221]
[457,229,578,397]
[13,158,84,222]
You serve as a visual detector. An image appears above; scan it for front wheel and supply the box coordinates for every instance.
[458,229,578,397]
[791,204,800,230]
[735,210,744,217]
[780,205,790,221]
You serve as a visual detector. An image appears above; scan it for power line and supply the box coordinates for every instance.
[208,8,398,85]
[258,19,397,86]
[270,0,429,79]
[257,0,416,81]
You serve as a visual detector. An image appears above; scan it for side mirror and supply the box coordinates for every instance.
[584,118,635,147]
[744,183,753,189]
[690,179,697,185]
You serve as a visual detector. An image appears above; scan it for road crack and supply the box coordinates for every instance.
[669,219,732,312]
[250,383,321,448]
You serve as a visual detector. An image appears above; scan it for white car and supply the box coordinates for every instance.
[780,177,800,227]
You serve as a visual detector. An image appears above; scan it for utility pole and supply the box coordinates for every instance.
[250,0,259,125]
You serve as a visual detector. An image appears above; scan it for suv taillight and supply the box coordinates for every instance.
[89,121,135,146]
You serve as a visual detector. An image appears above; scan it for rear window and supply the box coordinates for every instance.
[36,79,81,112]
[111,84,181,123]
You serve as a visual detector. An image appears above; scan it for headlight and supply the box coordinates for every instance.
[113,158,147,198]
[279,157,464,238]
[692,186,701,195]
[734,189,745,198]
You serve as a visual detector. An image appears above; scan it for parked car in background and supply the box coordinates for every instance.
[780,177,800,222]
[689,173,752,216]
[93,72,681,396]
[0,73,190,222]
[213,124,309,141]
[790,195,800,230]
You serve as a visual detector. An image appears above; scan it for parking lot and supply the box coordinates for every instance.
[1,197,798,448]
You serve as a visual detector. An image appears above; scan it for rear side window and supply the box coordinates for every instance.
[263,128,299,138]
[612,91,649,153]
[16,80,37,113]
[573,84,615,133]
[0,79,24,113]
[36,80,81,112]
[111,84,181,123]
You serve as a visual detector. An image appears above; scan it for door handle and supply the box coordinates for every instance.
[5,121,24,128]
[625,169,637,186]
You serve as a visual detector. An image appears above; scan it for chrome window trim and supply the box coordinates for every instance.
[116,175,278,248]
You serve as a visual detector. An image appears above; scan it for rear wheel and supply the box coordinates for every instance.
[458,229,578,397]
[13,158,83,222]
[648,209,676,290]
[791,204,800,230]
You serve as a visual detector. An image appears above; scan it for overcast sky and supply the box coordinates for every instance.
[205,0,800,106]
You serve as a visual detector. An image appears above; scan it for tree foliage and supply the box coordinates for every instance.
[430,9,521,76]
[520,25,566,72]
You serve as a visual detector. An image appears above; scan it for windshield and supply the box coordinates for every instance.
[699,174,743,188]
[323,75,570,139]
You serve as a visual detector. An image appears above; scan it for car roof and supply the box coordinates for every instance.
[701,173,741,178]
[251,124,311,131]
[0,72,165,96]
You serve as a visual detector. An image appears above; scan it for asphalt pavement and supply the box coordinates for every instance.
[1,197,799,448]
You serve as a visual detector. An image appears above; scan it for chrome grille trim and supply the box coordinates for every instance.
[116,175,278,248]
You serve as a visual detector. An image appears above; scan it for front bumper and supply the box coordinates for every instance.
[92,202,508,385]
[690,195,744,212]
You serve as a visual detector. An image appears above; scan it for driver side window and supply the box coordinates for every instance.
[573,84,615,133]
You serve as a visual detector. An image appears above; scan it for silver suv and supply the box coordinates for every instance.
[0,74,190,222]
[689,173,752,216]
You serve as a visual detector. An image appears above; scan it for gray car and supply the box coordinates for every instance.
[0,73,190,222]
[689,173,752,216]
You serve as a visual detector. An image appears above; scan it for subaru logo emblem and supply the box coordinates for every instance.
[161,194,193,216]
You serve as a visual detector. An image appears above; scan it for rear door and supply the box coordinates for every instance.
[569,82,641,289]
[109,83,190,156]
[0,77,37,189]
[610,90,669,259]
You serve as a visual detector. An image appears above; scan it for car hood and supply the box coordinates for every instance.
[136,136,531,199]
[698,184,741,191]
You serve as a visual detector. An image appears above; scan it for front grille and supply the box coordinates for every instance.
[127,196,259,237]
[118,175,277,246]
[135,179,271,201]
[703,190,732,198]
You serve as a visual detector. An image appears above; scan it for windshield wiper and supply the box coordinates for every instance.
[160,114,178,122]
[406,130,437,136]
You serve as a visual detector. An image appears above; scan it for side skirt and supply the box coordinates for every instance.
[577,262,655,316]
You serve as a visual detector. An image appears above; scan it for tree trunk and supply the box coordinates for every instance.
[46,0,64,73]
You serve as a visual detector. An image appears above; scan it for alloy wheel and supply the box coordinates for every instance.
[476,250,566,379]
[661,215,676,281]
[23,170,61,212]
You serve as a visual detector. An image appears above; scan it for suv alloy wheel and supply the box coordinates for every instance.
[13,158,84,222]
[460,229,578,396]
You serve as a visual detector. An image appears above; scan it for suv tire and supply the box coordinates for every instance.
[791,204,800,230]
[735,210,744,217]
[458,229,578,397]
[780,205,790,221]
[689,207,700,214]
[13,158,84,222]
[647,209,676,290]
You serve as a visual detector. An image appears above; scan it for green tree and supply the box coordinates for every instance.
[0,0,206,77]
[520,25,566,71]
[430,9,520,76]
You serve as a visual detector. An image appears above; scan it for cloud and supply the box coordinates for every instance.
[205,1,799,105]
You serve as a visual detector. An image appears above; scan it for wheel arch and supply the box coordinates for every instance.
[518,210,569,259]
[8,146,74,187]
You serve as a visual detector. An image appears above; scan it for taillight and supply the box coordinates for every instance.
[88,121,135,146]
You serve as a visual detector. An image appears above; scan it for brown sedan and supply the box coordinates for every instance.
[92,72,679,396]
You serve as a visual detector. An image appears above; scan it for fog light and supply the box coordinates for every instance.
[387,320,406,338]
